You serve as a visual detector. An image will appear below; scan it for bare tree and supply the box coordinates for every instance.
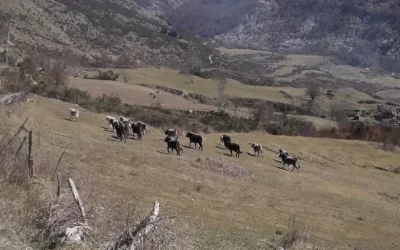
[305,83,321,102]
[18,56,39,84]
[121,71,131,83]
[252,104,275,130]
[330,102,348,124]
[115,53,132,68]
[50,61,68,86]
[216,78,228,111]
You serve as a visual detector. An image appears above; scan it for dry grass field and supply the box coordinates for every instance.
[117,68,305,104]
[1,96,399,249]
[74,67,382,115]
[68,77,220,112]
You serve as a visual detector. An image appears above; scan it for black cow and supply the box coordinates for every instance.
[131,123,143,140]
[114,121,127,143]
[224,141,242,158]
[186,132,203,151]
[279,153,300,173]
[220,135,231,148]
[164,136,183,156]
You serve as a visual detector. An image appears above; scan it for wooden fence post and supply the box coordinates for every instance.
[56,173,61,198]
[28,130,34,178]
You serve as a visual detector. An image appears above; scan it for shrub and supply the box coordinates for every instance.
[358,100,377,104]
[371,94,384,100]
[385,101,399,106]
[88,70,119,81]
[271,115,318,137]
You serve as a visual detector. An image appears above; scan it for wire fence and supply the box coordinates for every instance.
[0,117,34,184]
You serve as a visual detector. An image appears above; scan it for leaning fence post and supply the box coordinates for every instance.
[28,130,34,178]
[56,173,61,198]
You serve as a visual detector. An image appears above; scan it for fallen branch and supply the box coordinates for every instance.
[130,201,159,250]
[54,132,74,139]
[107,201,165,250]
[68,178,87,225]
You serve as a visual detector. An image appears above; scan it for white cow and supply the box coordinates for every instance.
[251,143,263,157]
[69,108,79,122]
[106,116,117,131]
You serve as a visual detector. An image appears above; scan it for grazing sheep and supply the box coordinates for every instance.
[164,136,183,156]
[131,123,143,140]
[220,135,231,147]
[224,141,242,158]
[186,132,203,151]
[69,108,79,122]
[114,121,127,143]
[251,143,263,157]
[165,129,178,139]
[106,116,117,131]
[188,109,193,114]
[279,153,300,173]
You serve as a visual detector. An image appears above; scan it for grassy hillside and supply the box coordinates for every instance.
[72,67,383,112]
[1,96,399,249]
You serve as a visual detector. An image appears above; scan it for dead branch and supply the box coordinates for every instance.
[0,117,29,153]
[68,178,87,225]
[13,136,27,157]
[106,201,171,250]
[54,132,74,138]
[52,150,65,181]
[130,201,160,249]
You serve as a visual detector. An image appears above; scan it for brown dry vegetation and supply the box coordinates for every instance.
[1,96,399,249]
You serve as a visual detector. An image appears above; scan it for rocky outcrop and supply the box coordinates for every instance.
[145,0,400,65]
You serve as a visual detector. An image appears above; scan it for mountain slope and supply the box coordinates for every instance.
[142,0,400,65]
[0,0,211,66]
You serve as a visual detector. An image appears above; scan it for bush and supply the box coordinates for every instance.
[386,101,399,106]
[371,94,384,100]
[264,115,317,137]
[87,70,119,81]
[358,100,377,104]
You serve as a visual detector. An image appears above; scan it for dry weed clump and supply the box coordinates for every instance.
[278,214,302,249]
[34,191,90,248]
[196,157,254,180]
[106,201,177,250]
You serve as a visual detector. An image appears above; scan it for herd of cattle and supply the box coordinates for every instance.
[69,108,301,173]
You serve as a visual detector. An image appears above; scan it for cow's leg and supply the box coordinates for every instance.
[167,146,170,153]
